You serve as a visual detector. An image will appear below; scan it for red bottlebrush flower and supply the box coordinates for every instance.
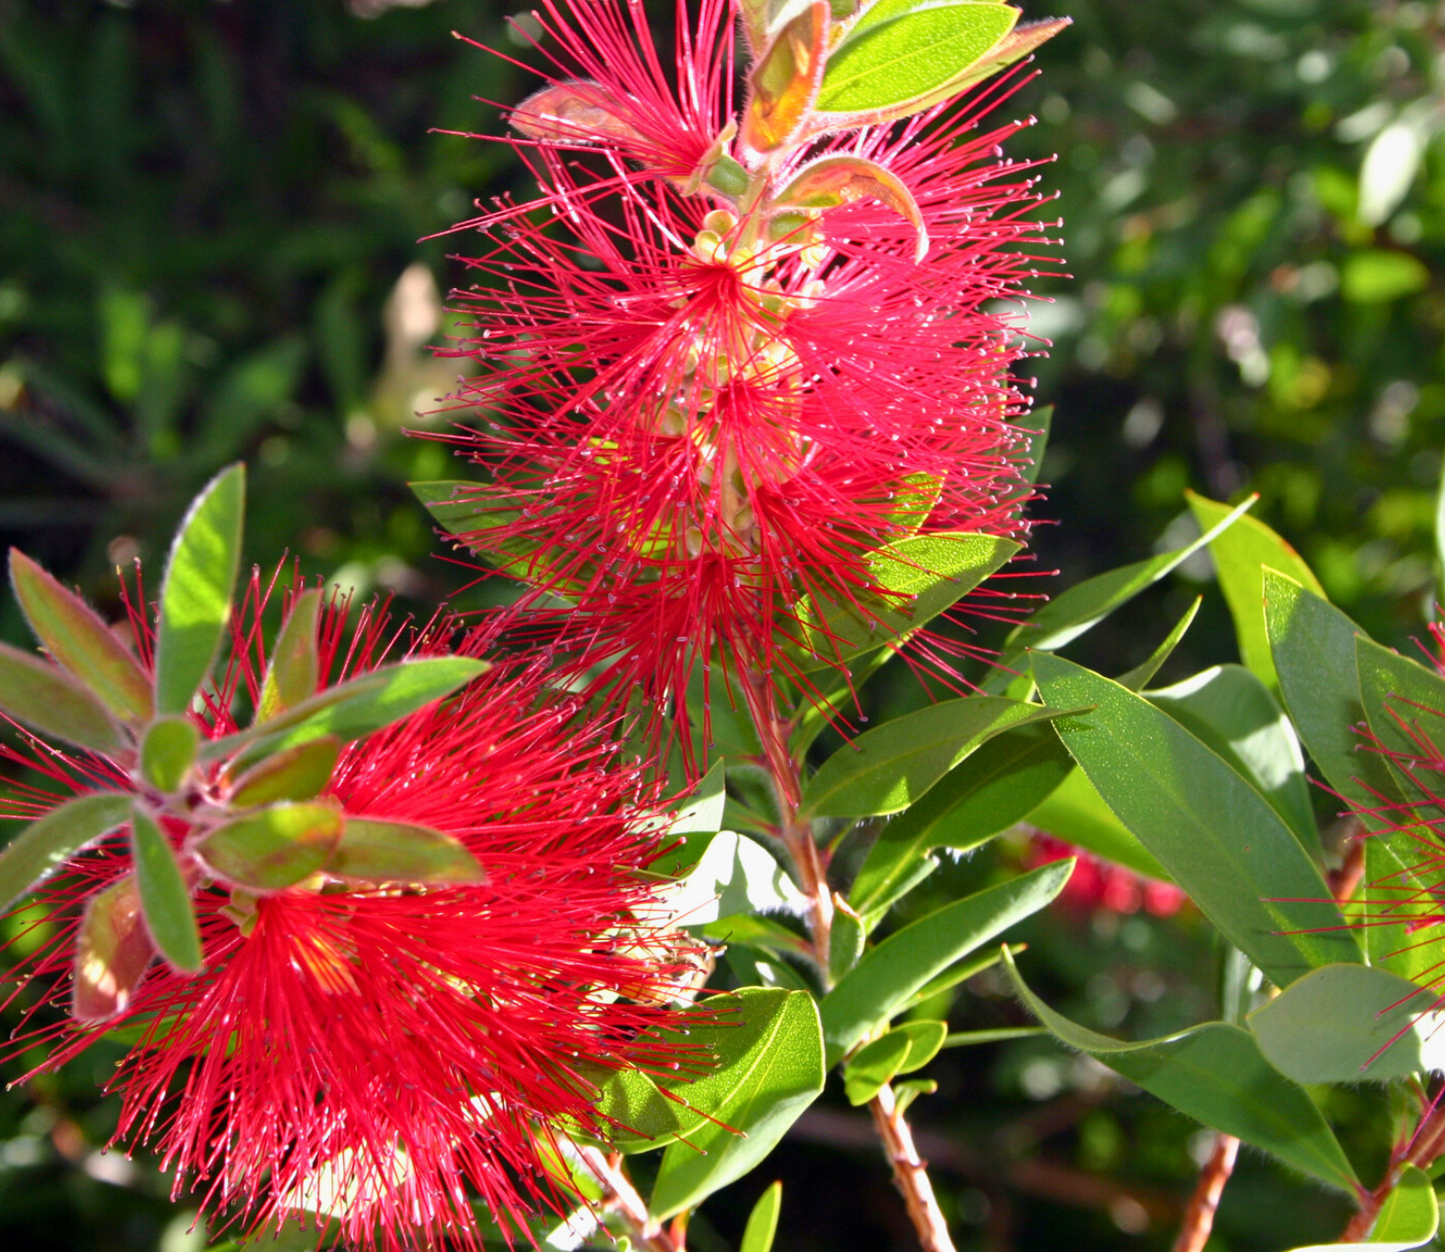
[426,0,1061,757]
[1027,834,1187,919]
[1,574,706,1251]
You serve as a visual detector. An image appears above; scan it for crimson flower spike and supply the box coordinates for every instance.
[423,0,1067,770]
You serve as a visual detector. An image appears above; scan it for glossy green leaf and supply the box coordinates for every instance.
[194,801,343,892]
[154,463,245,715]
[257,588,322,722]
[740,1181,782,1252]
[821,859,1071,1064]
[669,760,727,839]
[205,657,487,763]
[1248,964,1443,1084]
[0,792,130,910]
[1022,764,1170,882]
[1005,950,1359,1192]
[1032,652,1359,986]
[829,893,865,981]
[986,497,1255,692]
[815,2,1017,115]
[794,532,1019,674]
[650,988,824,1217]
[1187,491,1325,693]
[1290,1166,1438,1250]
[943,1026,1044,1047]
[842,1029,911,1104]
[894,1019,948,1073]
[892,1077,937,1114]
[1360,829,1439,985]
[849,722,1072,917]
[0,642,125,754]
[1148,665,1317,855]
[9,547,152,724]
[140,715,199,794]
[579,1064,688,1154]
[227,736,342,807]
[1356,635,1445,811]
[327,817,483,885]
[657,831,806,927]
[802,696,1066,818]
[904,942,1026,1008]
[72,873,155,1023]
[1116,594,1201,692]
[130,806,203,973]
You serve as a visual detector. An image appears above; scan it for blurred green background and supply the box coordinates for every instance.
[0,0,1440,1249]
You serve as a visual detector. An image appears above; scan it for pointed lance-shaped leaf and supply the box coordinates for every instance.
[257,588,322,723]
[227,735,342,807]
[0,792,131,911]
[772,155,928,262]
[130,806,203,974]
[72,873,156,1023]
[154,463,246,716]
[9,548,152,725]
[194,801,344,893]
[509,80,650,147]
[740,1181,783,1252]
[0,641,126,755]
[326,817,484,886]
[139,715,200,795]
[740,0,829,155]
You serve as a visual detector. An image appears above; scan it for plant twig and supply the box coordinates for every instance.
[1171,1133,1239,1252]
[869,1080,959,1252]
[579,1147,683,1252]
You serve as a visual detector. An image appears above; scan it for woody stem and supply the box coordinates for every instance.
[580,1147,683,1252]
[1171,1133,1239,1252]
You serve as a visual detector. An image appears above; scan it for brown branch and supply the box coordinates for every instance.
[868,1081,958,1252]
[1171,1133,1239,1252]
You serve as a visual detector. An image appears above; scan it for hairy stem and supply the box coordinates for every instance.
[868,1080,959,1252]
[1171,1133,1238,1252]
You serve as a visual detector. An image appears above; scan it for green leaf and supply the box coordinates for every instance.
[740,1181,782,1252]
[821,860,1071,1064]
[772,154,928,261]
[988,496,1255,690]
[669,760,727,839]
[1248,964,1443,1084]
[802,696,1067,818]
[139,715,199,794]
[894,1019,948,1073]
[0,792,130,911]
[8,547,152,724]
[72,874,155,1023]
[829,892,865,981]
[1004,950,1359,1192]
[1360,830,1439,985]
[1290,1165,1439,1249]
[0,642,126,754]
[1148,665,1317,855]
[194,801,343,892]
[1435,453,1445,590]
[794,532,1019,674]
[815,2,1017,115]
[154,463,246,715]
[658,831,806,926]
[849,722,1072,917]
[257,588,322,722]
[130,806,203,973]
[1341,250,1431,304]
[327,817,484,885]
[1264,570,1395,811]
[1021,765,1170,882]
[943,1026,1044,1047]
[903,941,1026,1008]
[1186,491,1325,693]
[1116,594,1201,692]
[650,988,824,1217]
[227,736,342,807]
[205,657,487,763]
[1032,652,1360,987]
[579,1064,688,1153]
[842,1029,911,1104]
[892,1077,937,1114]
[1016,405,1051,488]
[1355,635,1445,812]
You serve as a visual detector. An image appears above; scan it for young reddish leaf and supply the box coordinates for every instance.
[130,806,203,973]
[740,0,829,155]
[140,715,200,794]
[509,80,650,147]
[154,463,246,716]
[0,792,131,911]
[9,547,153,725]
[226,735,342,807]
[72,874,155,1023]
[257,588,322,723]
[0,641,126,755]
[327,817,484,885]
[194,801,344,892]
[772,155,928,261]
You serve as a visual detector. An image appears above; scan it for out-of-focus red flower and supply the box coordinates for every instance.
[2,576,706,1250]
[427,0,1060,754]
[1027,834,1187,919]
